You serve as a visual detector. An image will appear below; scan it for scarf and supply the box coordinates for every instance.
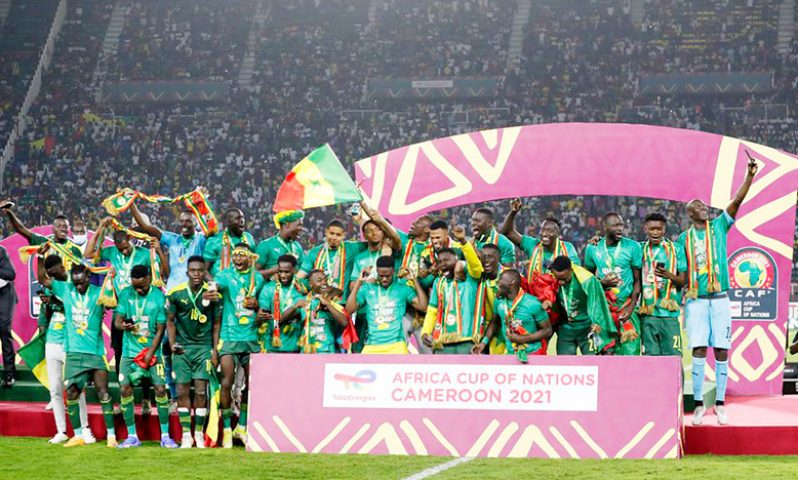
[639,240,680,314]
[504,289,532,363]
[298,295,320,354]
[685,222,721,299]
[269,281,298,348]
[527,238,567,280]
[107,219,165,290]
[477,228,499,246]
[313,242,346,289]
[101,187,219,235]
[432,276,485,348]
[400,237,432,272]
[219,230,250,272]
[20,240,115,307]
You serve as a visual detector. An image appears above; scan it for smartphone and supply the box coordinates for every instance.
[655,262,666,270]
[123,317,135,325]
[745,150,757,167]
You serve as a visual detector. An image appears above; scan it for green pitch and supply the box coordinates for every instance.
[3,437,798,479]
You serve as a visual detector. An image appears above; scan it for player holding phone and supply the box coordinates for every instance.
[679,153,758,426]
[639,213,686,357]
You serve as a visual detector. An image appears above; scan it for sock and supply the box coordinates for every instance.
[222,408,232,430]
[178,407,191,438]
[195,407,207,434]
[238,403,248,430]
[156,395,170,438]
[67,399,82,437]
[691,357,706,405]
[121,395,137,437]
[715,360,729,404]
[100,398,115,439]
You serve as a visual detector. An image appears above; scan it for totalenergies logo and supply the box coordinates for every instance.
[333,369,376,390]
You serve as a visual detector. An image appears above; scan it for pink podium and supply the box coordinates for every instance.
[247,354,682,459]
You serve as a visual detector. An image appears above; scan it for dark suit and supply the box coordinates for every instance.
[0,246,17,378]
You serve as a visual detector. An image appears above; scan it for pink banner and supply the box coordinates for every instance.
[1,227,114,360]
[355,123,798,396]
[247,354,682,458]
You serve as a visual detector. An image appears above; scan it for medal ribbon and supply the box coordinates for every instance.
[300,296,320,353]
[187,283,205,320]
[107,219,164,288]
[401,238,431,270]
[70,287,95,335]
[314,243,346,289]
[560,279,578,321]
[686,222,719,298]
[219,230,250,271]
[271,283,283,347]
[433,278,462,340]
[276,235,299,258]
[642,241,677,312]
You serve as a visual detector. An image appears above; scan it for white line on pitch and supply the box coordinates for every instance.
[402,457,474,480]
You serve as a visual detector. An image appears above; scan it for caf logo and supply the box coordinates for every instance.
[729,247,775,289]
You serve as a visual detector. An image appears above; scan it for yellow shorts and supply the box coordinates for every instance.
[361,341,409,354]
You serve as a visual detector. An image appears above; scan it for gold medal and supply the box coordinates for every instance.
[198,314,207,324]
[239,316,250,325]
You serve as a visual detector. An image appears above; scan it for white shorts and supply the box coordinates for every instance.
[685,294,732,350]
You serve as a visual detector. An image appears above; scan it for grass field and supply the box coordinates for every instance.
[3,437,798,479]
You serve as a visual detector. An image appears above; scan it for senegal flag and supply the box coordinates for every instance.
[204,363,221,447]
[18,333,49,389]
[273,144,362,212]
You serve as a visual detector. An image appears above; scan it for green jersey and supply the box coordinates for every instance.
[299,297,337,353]
[300,241,367,298]
[39,286,66,344]
[167,282,219,346]
[356,282,417,346]
[473,228,516,265]
[99,245,151,292]
[496,293,549,354]
[203,229,256,277]
[258,280,306,352]
[520,235,580,274]
[352,247,381,282]
[116,286,167,358]
[584,237,642,306]
[558,276,591,325]
[216,267,265,342]
[677,212,734,295]
[640,240,687,318]
[397,231,432,272]
[255,234,305,271]
[429,275,483,340]
[50,280,106,356]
